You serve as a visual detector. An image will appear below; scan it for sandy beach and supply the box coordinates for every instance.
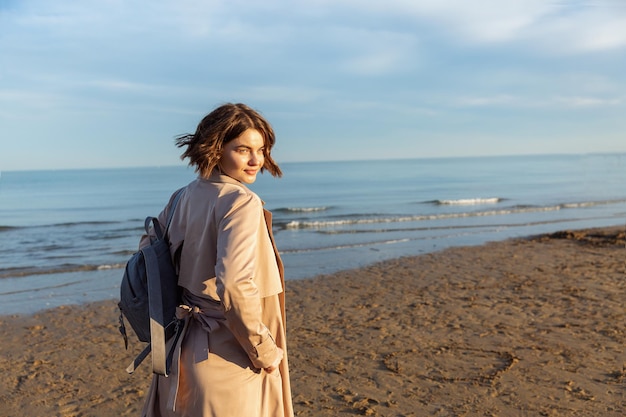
[1,226,624,416]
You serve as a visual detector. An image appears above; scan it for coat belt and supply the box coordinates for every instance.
[166,301,225,411]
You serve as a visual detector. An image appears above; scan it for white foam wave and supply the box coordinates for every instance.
[284,200,619,230]
[437,198,502,205]
[97,263,125,270]
[281,238,411,254]
[285,206,329,212]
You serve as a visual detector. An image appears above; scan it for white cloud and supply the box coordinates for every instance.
[306,0,626,53]
[452,93,623,109]
[455,95,519,107]
[0,90,70,112]
[402,0,551,43]
[8,0,626,53]
[307,0,552,42]
[554,95,622,107]
[243,85,331,104]
[567,16,626,52]
[327,28,420,76]
[83,79,162,93]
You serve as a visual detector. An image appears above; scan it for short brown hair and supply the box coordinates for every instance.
[175,103,282,178]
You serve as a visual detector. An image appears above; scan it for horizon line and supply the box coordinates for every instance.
[2,150,625,173]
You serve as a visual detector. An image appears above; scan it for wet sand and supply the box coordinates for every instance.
[1,226,624,416]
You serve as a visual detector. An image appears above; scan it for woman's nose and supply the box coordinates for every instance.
[249,153,262,165]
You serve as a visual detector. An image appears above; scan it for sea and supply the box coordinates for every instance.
[1,153,625,315]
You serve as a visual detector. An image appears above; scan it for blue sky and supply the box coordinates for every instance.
[1,0,625,171]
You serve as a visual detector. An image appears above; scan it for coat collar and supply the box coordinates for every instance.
[206,169,243,185]
[202,170,265,205]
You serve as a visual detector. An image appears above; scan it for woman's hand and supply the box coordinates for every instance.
[264,347,284,374]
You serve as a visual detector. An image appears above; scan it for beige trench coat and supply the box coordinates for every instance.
[141,171,293,417]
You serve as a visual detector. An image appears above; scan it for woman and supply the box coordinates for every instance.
[141,103,293,417]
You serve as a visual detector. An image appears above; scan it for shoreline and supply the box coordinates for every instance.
[1,226,624,415]
[3,219,625,318]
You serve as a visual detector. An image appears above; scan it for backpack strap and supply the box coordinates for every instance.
[165,188,184,233]
[149,188,185,376]
[128,187,186,376]
[145,188,185,240]
[143,245,170,375]
[126,319,182,374]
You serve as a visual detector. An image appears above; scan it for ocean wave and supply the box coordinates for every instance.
[283,199,626,230]
[280,238,411,254]
[0,220,128,231]
[0,279,87,296]
[284,211,517,229]
[51,220,122,228]
[274,206,331,213]
[313,216,613,235]
[433,197,504,205]
[0,225,21,232]
[0,262,126,279]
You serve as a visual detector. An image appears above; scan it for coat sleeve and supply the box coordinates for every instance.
[215,191,279,369]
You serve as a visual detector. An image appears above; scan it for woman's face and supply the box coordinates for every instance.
[219,129,266,184]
